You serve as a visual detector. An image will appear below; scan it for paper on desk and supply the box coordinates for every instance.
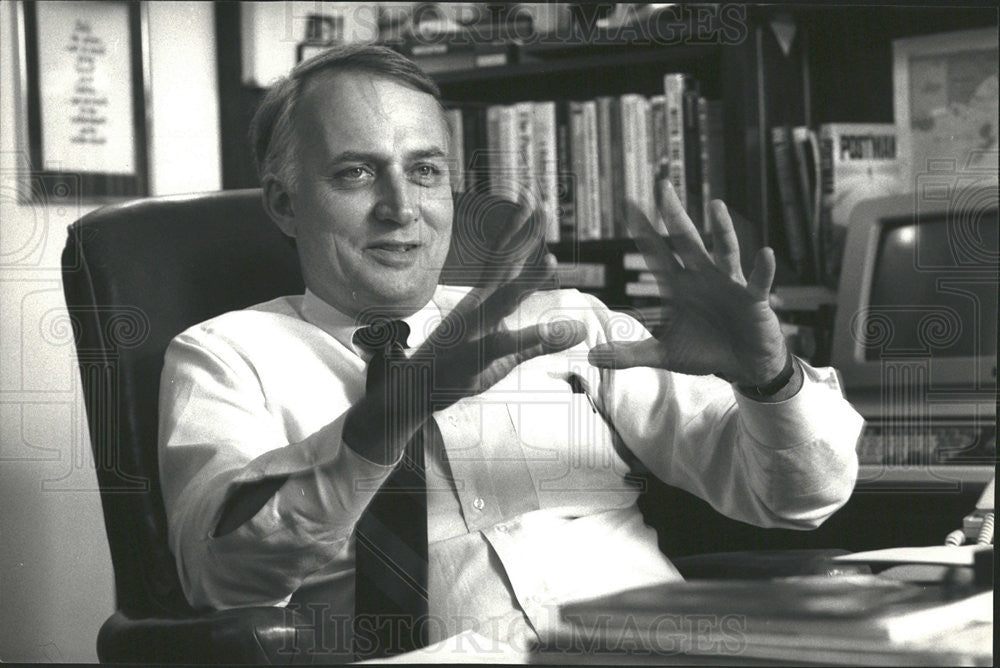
[833,544,991,567]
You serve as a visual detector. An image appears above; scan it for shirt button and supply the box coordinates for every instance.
[473,497,485,511]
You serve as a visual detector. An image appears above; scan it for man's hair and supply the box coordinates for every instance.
[250,44,442,189]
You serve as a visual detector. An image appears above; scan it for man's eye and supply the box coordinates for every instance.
[411,163,444,184]
[335,166,372,181]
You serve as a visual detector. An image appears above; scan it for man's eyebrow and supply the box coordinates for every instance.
[327,147,448,165]
[408,147,448,161]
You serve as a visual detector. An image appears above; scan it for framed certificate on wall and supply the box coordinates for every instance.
[17,0,150,201]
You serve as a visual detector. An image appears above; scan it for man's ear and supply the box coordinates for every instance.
[262,175,296,237]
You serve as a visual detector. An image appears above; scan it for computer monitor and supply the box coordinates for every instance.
[831,186,997,483]
[832,186,998,409]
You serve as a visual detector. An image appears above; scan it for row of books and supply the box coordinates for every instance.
[771,122,901,286]
[442,74,726,244]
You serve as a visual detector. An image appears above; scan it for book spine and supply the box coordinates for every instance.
[623,252,651,271]
[596,96,616,239]
[818,123,900,286]
[463,106,488,192]
[792,125,822,280]
[608,97,625,237]
[663,74,687,211]
[620,96,639,224]
[706,100,726,203]
[556,102,576,241]
[819,125,836,286]
[622,94,656,228]
[532,101,560,243]
[682,86,703,230]
[771,124,811,280]
[650,94,669,174]
[643,97,657,229]
[496,105,520,202]
[554,262,607,289]
[569,101,589,240]
[698,96,712,234]
[444,107,465,193]
[625,281,660,297]
[581,100,602,240]
[515,101,536,207]
[486,105,502,198]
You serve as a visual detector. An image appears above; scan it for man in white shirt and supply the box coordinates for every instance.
[158,45,862,659]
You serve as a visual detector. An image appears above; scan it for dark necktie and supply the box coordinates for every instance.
[352,319,430,659]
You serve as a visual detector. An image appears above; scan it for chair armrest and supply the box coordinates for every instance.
[98,607,321,664]
[671,549,872,580]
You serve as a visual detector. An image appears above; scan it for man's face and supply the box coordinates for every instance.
[286,71,453,318]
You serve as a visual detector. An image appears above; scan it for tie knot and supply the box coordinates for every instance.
[353,319,410,354]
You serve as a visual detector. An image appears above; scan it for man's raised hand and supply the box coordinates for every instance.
[588,177,792,391]
[424,195,586,398]
[344,196,586,462]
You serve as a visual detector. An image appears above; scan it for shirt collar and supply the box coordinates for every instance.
[301,288,442,358]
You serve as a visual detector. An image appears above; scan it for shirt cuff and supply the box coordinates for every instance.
[733,361,846,450]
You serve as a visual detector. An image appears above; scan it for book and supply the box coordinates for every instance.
[553,576,993,651]
[663,74,688,212]
[555,262,606,289]
[649,95,669,180]
[595,97,617,239]
[792,126,823,279]
[623,252,651,271]
[514,101,537,209]
[532,101,560,243]
[705,99,726,205]
[683,85,704,231]
[625,281,660,297]
[486,104,519,202]
[556,103,576,241]
[570,101,602,240]
[818,123,902,285]
[697,96,712,233]
[771,124,812,281]
[461,105,488,193]
[608,97,626,238]
[621,94,656,230]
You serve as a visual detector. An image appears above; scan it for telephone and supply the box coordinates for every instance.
[946,475,995,546]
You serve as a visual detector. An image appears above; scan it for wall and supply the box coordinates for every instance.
[0,1,220,662]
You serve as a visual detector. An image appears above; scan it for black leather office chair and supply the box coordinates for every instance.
[62,189,855,663]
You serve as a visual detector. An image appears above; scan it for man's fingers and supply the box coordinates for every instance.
[477,253,558,333]
[587,338,664,370]
[484,320,587,364]
[623,200,680,277]
[655,178,711,270]
[708,199,746,285]
[746,247,776,302]
[492,193,535,253]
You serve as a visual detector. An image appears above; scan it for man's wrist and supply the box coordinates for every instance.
[735,350,799,400]
[342,397,415,465]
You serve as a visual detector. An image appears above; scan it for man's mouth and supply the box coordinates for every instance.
[368,242,421,253]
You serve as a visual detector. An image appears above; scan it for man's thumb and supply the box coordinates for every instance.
[588,339,661,369]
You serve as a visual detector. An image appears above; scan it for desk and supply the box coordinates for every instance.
[366,575,993,666]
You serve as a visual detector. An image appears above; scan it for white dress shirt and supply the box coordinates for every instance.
[158,286,862,652]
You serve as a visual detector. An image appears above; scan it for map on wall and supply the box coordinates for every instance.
[894,28,999,188]
[908,47,998,175]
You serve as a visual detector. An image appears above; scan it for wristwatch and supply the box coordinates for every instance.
[735,351,797,399]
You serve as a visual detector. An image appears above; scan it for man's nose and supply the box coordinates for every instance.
[373,171,418,226]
